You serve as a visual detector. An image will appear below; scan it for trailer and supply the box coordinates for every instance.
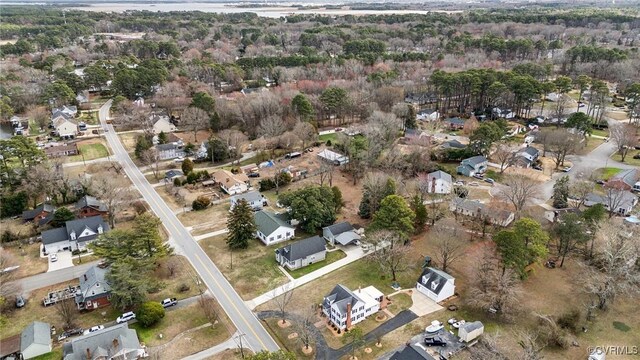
[43,285,81,307]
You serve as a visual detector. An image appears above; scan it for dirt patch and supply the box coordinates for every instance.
[278,320,292,328]
[178,203,229,228]
[148,325,230,360]
[301,345,313,355]
[287,332,298,339]
[173,130,212,144]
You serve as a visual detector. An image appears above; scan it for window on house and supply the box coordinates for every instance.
[286,232,291,237]
[277,234,282,239]
[269,237,274,242]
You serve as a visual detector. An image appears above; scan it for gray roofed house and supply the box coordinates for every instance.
[275,236,326,270]
[323,221,361,246]
[449,198,515,227]
[440,139,467,149]
[22,203,55,225]
[156,141,186,160]
[390,345,434,360]
[76,195,109,218]
[322,284,383,330]
[606,169,639,191]
[41,216,109,253]
[254,210,295,246]
[62,324,146,360]
[164,169,184,180]
[20,321,52,359]
[230,190,266,211]
[456,156,488,177]
[416,267,456,303]
[584,190,638,216]
[425,170,453,194]
[443,117,465,129]
[75,266,112,310]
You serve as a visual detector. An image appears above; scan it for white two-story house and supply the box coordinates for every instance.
[322,284,383,330]
[254,210,295,246]
[424,170,453,194]
[41,216,110,253]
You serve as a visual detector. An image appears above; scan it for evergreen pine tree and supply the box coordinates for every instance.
[553,175,570,209]
[226,199,256,249]
[409,194,427,233]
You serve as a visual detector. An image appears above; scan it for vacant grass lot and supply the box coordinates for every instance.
[132,303,212,347]
[612,151,640,166]
[287,250,346,279]
[68,142,110,162]
[178,202,229,228]
[594,167,622,180]
[2,241,47,279]
[200,234,289,300]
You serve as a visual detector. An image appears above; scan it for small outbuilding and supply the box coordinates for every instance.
[458,321,484,342]
[20,321,52,359]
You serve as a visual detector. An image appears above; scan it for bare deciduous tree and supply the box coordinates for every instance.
[517,330,546,360]
[198,295,219,324]
[431,218,467,272]
[584,224,640,311]
[547,129,582,169]
[492,144,519,174]
[273,284,295,324]
[609,123,638,162]
[140,148,160,180]
[259,115,287,139]
[295,306,317,351]
[602,186,631,218]
[468,250,521,316]
[366,230,411,281]
[182,107,210,141]
[569,179,594,209]
[218,129,248,162]
[89,168,137,227]
[293,122,317,151]
[468,333,510,360]
[56,298,78,329]
[27,106,50,130]
[499,175,540,214]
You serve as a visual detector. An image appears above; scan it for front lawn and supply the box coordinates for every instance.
[594,167,622,180]
[612,151,640,166]
[591,129,609,137]
[386,292,413,315]
[200,234,289,300]
[286,250,347,279]
[68,143,109,162]
[263,318,315,358]
[319,133,337,144]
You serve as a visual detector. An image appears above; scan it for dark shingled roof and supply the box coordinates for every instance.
[41,216,109,245]
[276,236,326,262]
[417,267,453,296]
[76,196,108,212]
[324,222,354,237]
[22,203,55,221]
[390,345,434,360]
[323,284,359,316]
[254,210,293,237]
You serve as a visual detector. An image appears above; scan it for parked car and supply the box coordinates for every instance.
[452,320,466,329]
[97,260,109,269]
[84,325,105,334]
[468,181,479,186]
[595,180,606,185]
[50,254,58,262]
[116,312,136,324]
[562,166,573,172]
[425,336,447,346]
[58,328,84,341]
[247,172,260,178]
[473,173,485,179]
[532,165,543,171]
[484,178,495,185]
[16,295,25,308]
[174,157,185,163]
[161,298,178,308]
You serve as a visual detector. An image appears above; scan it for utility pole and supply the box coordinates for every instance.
[234,332,246,359]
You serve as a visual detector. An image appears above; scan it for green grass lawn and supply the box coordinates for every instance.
[319,133,337,144]
[286,250,347,279]
[485,169,503,182]
[612,151,640,166]
[591,129,609,137]
[594,167,622,180]
[31,348,63,360]
[386,292,413,315]
[130,303,210,346]
[68,143,109,162]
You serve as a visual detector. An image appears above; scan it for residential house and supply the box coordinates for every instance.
[440,139,467,150]
[75,266,112,310]
[44,143,79,158]
[22,203,55,226]
[404,128,432,145]
[416,109,440,122]
[20,321,52,360]
[211,169,249,195]
[41,216,110,253]
[11,116,29,136]
[424,170,453,194]
[254,210,295,246]
[389,345,433,360]
[275,235,326,270]
[152,132,180,145]
[416,267,456,303]
[156,142,185,160]
[456,156,488,177]
[443,117,465,130]
[317,149,349,166]
[516,146,540,168]
[152,115,177,134]
[53,105,78,118]
[0,333,21,360]
[62,324,146,360]
[76,92,89,105]
[449,198,515,227]
[404,93,437,106]
[605,169,639,192]
[459,321,484,342]
[230,191,266,211]
[76,195,109,219]
[323,222,361,246]
[52,112,78,138]
[322,284,383,330]
[584,191,638,216]
[164,169,184,182]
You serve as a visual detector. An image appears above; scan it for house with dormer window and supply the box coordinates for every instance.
[41,216,110,254]
[75,266,112,310]
[322,284,383,330]
[416,267,455,303]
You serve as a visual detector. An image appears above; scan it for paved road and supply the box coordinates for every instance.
[98,101,278,353]
[18,261,99,294]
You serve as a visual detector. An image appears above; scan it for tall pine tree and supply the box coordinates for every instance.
[552,175,570,209]
[226,199,256,249]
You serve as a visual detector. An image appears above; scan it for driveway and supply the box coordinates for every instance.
[409,289,444,317]
[47,251,74,272]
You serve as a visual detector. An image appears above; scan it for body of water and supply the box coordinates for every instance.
[0,123,15,140]
[54,3,457,17]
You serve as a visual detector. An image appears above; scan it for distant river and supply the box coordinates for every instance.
[53,3,458,17]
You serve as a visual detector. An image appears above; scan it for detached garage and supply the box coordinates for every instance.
[20,321,52,359]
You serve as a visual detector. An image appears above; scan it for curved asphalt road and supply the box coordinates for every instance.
[98,100,279,353]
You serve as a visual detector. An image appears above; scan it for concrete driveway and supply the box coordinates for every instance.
[47,251,74,272]
[409,289,444,317]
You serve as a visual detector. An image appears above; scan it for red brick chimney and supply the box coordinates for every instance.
[346,302,352,329]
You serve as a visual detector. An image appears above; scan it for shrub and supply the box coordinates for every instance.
[326,139,332,146]
[1,230,18,243]
[0,191,28,218]
[557,309,580,332]
[136,301,165,327]
[192,196,211,211]
[173,178,182,186]
[181,158,194,175]
[259,178,276,191]
[177,283,190,293]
